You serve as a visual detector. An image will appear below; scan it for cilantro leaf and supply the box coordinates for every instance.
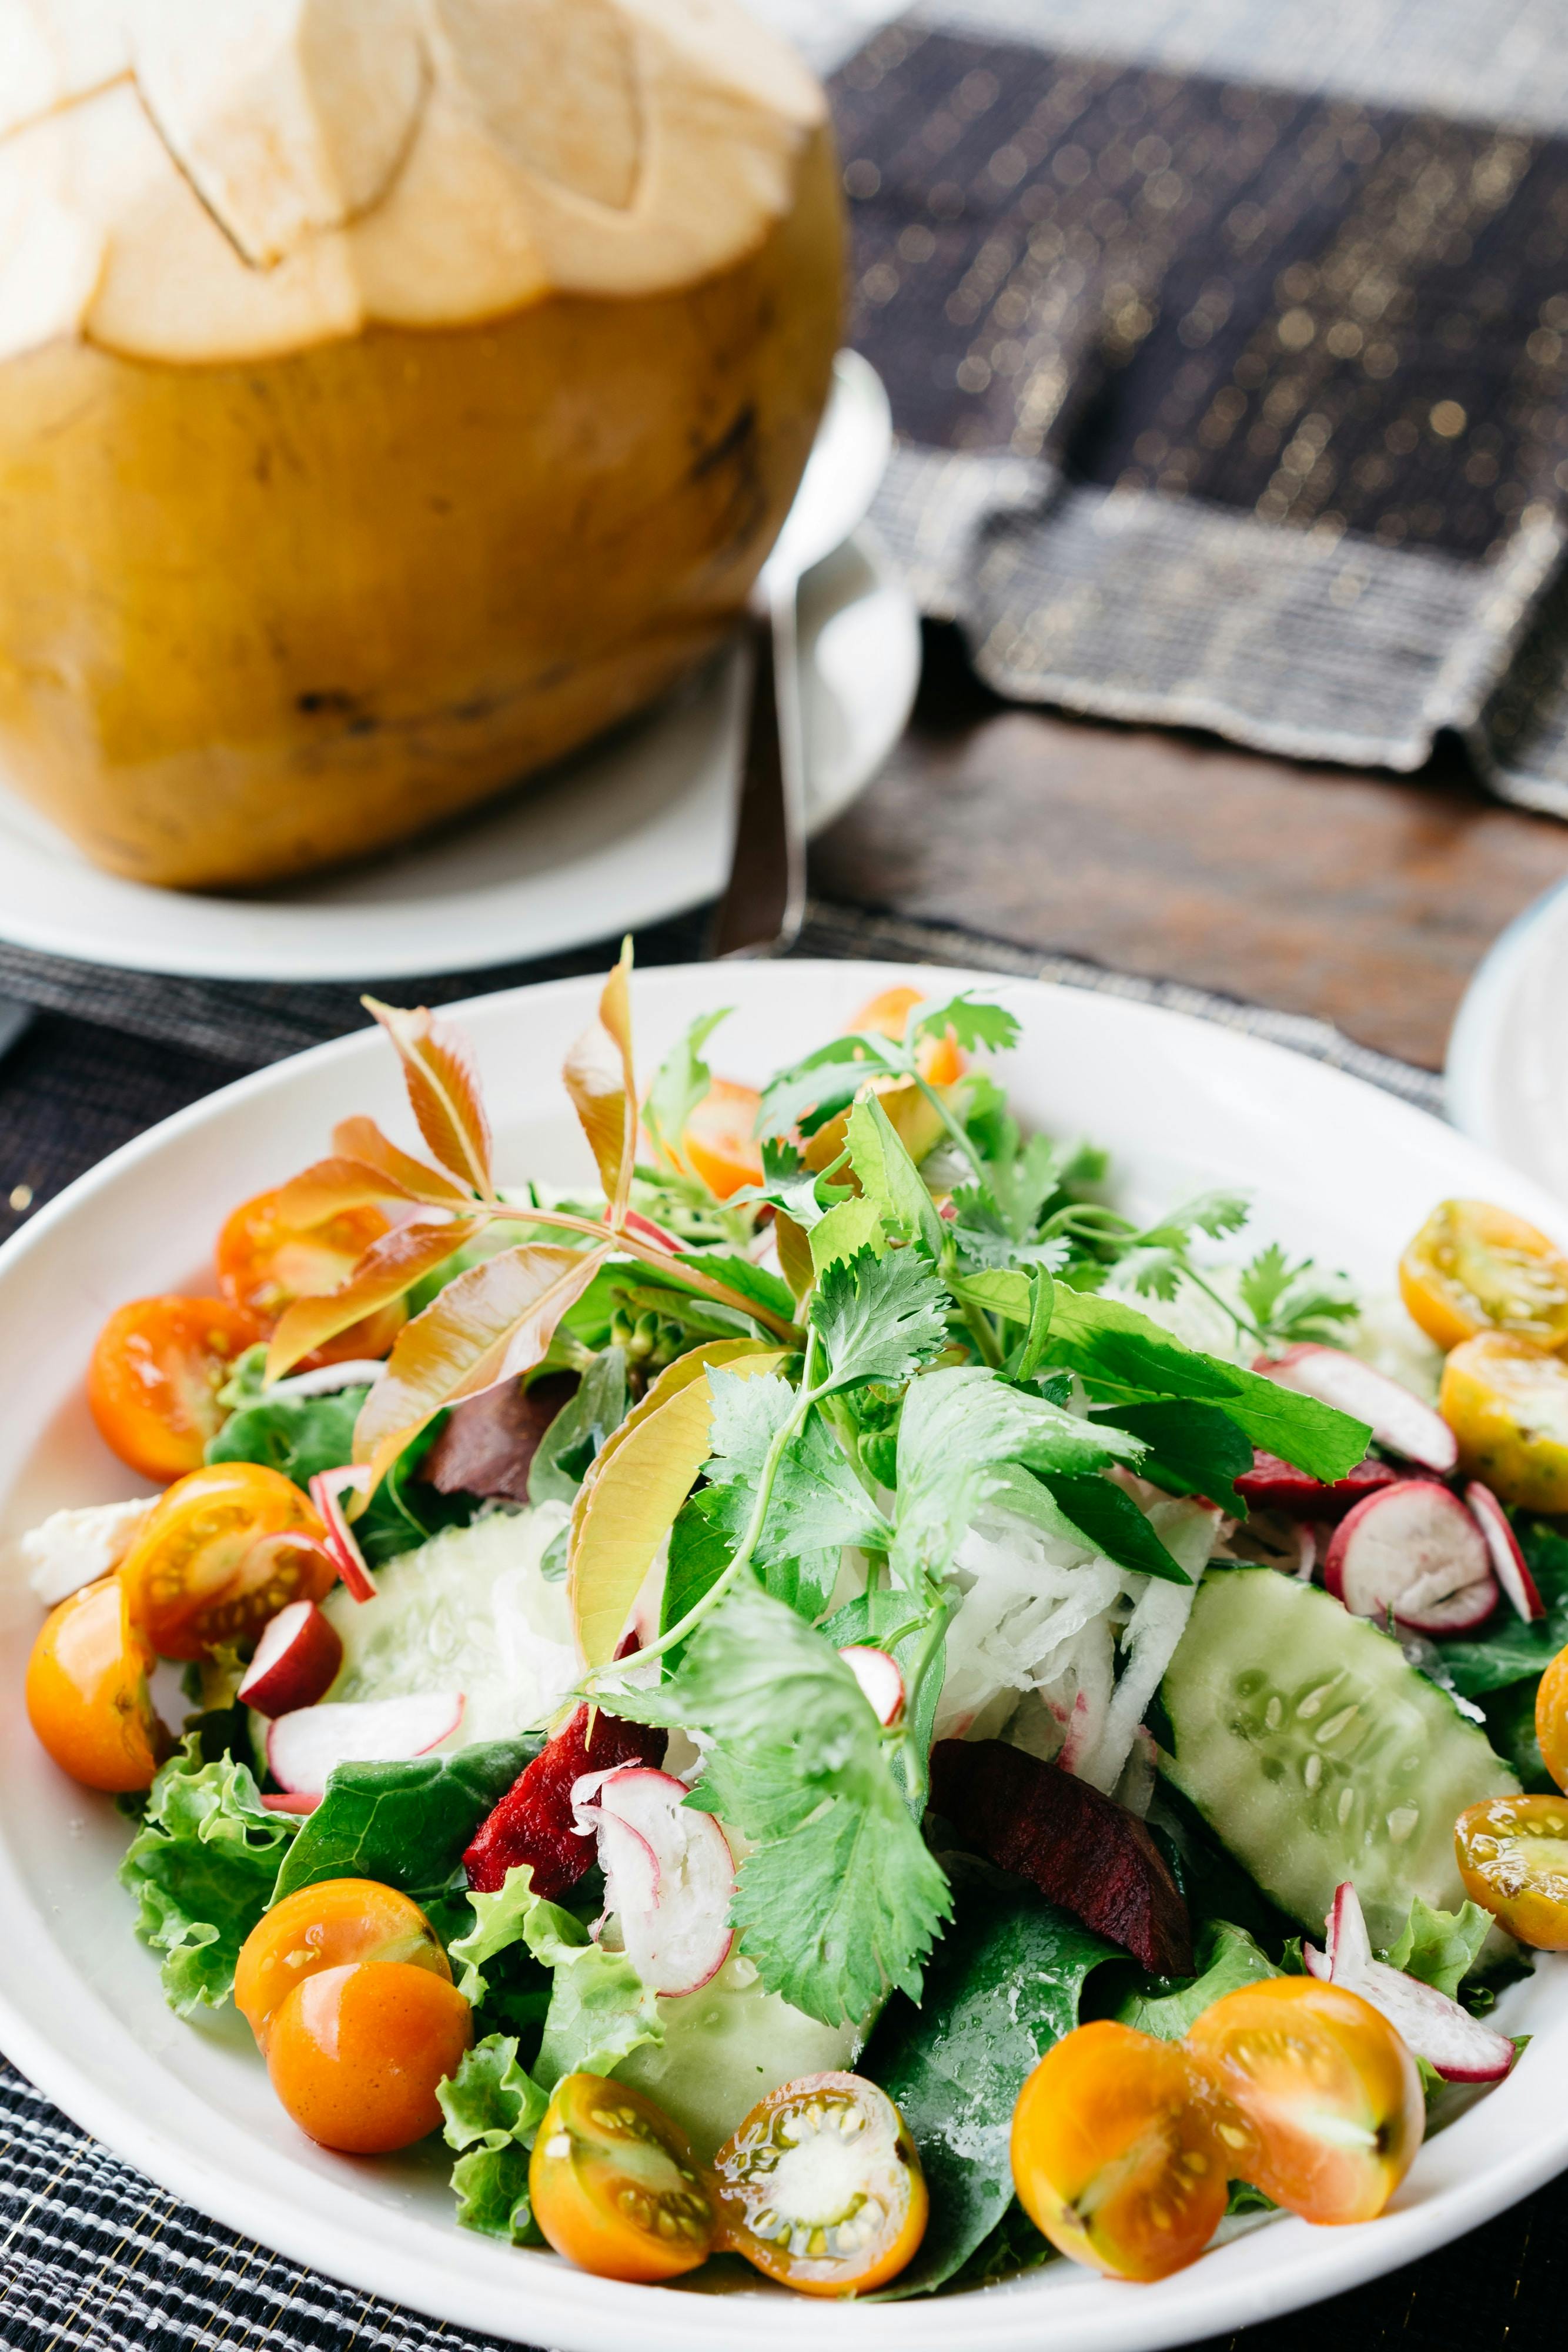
[707,1372,890,1574]
[757,1035,897,1140]
[913,993,1021,1057]
[729,1137,848,1232]
[641,1010,732,1172]
[810,1247,951,1391]
[810,1192,888,1274]
[1239,1242,1358,1347]
[610,1579,950,2026]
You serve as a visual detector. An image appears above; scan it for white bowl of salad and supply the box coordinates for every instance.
[4,954,1568,2352]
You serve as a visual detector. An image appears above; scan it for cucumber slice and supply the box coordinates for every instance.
[1161,1566,1518,1949]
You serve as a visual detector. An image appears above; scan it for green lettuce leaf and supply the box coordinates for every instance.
[447,1864,661,2084]
[1115,1919,1281,2040]
[1384,1896,1493,1999]
[438,2033,550,2246]
[119,1736,298,2014]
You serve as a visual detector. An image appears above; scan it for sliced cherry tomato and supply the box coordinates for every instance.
[262,1959,472,2153]
[116,1461,335,1661]
[1456,1793,1568,1949]
[216,1187,404,1365]
[1536,1648,1568,1796]
[1184,1978,1423,2225]
[235,1879,450,2044]
[1400,1200,1568,1354]
[25,1576,170,1792]
[529,2072,714,2283]
[712,2070,927,2296]
[850,985,968,1088]
[679,1078,764,1201]
[88,1295,263,1482]
[1439,1332,1568,1514]
[1009,2021,1228,2281]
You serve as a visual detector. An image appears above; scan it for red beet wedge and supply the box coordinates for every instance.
[930,1738,1192,1975]
[1235,1451,1402,1522]
[464,1704,667,1897]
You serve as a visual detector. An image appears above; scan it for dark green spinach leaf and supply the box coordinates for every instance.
[272,1738,539,1906]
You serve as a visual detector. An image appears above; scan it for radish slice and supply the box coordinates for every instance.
[620,1208,681,1254]
[1323,1480,1499,1633]
[260,1791,320,1815]
[309,1466,377,1602]
[1306,1882,1515,2084]
[1255,1344,1457,1474]
[267,1360,388,1398]
[267,1690,463,1795]
[574,1765,735,1997]
[1465,1482,1545,1623]
[840,1645,905,1725]
[238,1599,344,1717]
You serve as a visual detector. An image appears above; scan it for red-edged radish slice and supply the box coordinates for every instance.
[576,1766,735,1997]
[308,1465,377,1602]
[840,1644,905,1725]
[1235,1451,1402,1521]
[1305,1882,1514,2083]
[1323,1480,1499,1633]
[266,1690,463,1795]
[1254,1344,1457,1474]
[238,1600,343,1718]
[620,1208,681,1254]
[1465,1481,1545,1623]
[260,1790,320,1815]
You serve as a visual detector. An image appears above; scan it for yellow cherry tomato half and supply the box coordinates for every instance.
[1185,1978,1423,2226]
[1010,2021,1230,2282]
[25,1576,170,1792]
[235,1879,451,2046]
[216,1186,404,1365]
[712,2070,928,2297]
[679,1077,764,1201]
[529,2072,715,2283]
[1439,1332,1568,1514]
[1456,1793,1568,1949]
[263,1959,472,2153]
[88,1294,265,1482]
[1400,1200,1568,1354]
[1536,1647,1568,1797]
[116,1461,336,1661]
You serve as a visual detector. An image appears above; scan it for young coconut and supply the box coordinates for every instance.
[0,0,842,888]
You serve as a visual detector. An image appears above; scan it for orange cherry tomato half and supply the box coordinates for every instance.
[1184,1978,1423,2226]
[1456,1792,1568,1949]
[1009,2021,1229,2282]
[263,1959,472,2153]
[216,1187,404,1365]
[850,985,967,1088]
[712,2070,928,2296]
[1440,1332,1568,1514]
[1536,1649,1568,1798]
[88,1294,264,1482]
[25,1576,170,1792]
[679,1078,764,1201]
[530,2072,715,2283]
[235,1879,451,2045]
[1400,1199,1568,1354]
[116,1461,335,1661]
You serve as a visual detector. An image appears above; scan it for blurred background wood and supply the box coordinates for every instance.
[813,623,1568,1073]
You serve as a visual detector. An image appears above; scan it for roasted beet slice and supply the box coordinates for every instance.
[463,1704,667,1897]
[1235,1450,1402,1522]
[929,1738,1192,1975]
[421,1371,578,1504]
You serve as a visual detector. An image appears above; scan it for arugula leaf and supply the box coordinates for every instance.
[527,1347,627,1504]
[810,1247,951,1392]
[1089,1399,1253,1515]
[642,1010,731,1172]
[845,1093,944,1257]
[757,1035,890,1140]
[1115,1919,1280,2040]
[1440,1523,1568,1696]
[119,1737,297,2015]
[669,1253,795,1327]
[611,1579,950,2027]
[439,2033,549,2246]
[272,1738,539,1906]
[1239,1242,1358,1347]
[862,1868,1114,2297]
[1046,1290,1370,1482]
[912,993,1021,1057]
[1385,1896,1493,1999]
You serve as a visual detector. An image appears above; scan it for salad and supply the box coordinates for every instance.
[18,951,1568,2297]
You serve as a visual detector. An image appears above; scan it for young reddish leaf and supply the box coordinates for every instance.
[353,1242,609,1491]
[362,998,494,1199]
[569,1342,786,1669]
[264,1215,484,1381]
[273,1157,416,1230]
[563,941,638,1221]
[333,1115,474,1207]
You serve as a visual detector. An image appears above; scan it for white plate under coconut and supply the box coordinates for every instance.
[0,362,916,983]
[1,963,1566,2352]
[1447,875,1568,1198]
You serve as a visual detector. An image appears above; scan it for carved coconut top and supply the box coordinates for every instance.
[0,0,825,365]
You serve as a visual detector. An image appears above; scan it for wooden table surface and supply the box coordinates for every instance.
[815,623,1568,1074]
